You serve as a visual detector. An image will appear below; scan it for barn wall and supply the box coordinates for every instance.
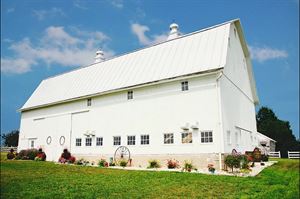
[19,74,223,162]
[220,23,258,154]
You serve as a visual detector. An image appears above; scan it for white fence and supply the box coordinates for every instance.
[288,151,300,159]
[0,146,18,152]
[268,151,281,158]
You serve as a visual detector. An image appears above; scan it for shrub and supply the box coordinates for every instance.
[240,155,250,169]
[109,162,116,166]
[261,154,269,162]
[148,159,160,168]
[119,160,127,167]
[16,149,38,160]
[224,155,241,173]
[7,152,15,160]
[167,159,180,169]
[74,158,89,166]
[98,159,108,167]
[27,149,38,160]
[183,161,195,172]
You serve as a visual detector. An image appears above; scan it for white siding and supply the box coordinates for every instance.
[19,74,223,161]
[220,23,257,153]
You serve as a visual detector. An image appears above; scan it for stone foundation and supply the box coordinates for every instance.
[74,153,226,170]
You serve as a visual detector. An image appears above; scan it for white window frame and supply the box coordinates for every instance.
[141,134,149,145]
[113,136,121,146]
[127,135,136,145]
[31,140,34,148]
[164,133,174,144]
[181,132,192,144]
[87,98,92,106]
[200,131,213,143]
[181,81,189,91]
[96,137,103,146]
[127,91,133,100]
[85,137,92,146]
[76,138,82,146]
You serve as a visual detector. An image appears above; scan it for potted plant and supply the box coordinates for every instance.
[207,164,215,174]
[167,159,180,169]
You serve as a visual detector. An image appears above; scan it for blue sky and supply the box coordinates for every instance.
[1,0,299,139]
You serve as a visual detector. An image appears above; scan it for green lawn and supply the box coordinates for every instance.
[1,155,299,199]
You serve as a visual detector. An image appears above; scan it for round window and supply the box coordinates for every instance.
[59,136,65,145]
[46,136,52,145]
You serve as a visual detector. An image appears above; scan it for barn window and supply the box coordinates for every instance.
[164,133,174,144]
[59,136,65,145]
[227,131,231,145]
[127,91,133,100]
[87,98,92,106]
[96,137,103,146]
[141,135,149,145]
[85,138,92,146]
[181,81,189,91]
[127,135,136,145]
[113,136,121,146]
[181,132,192,143]
[201,131,213,143]
[46,136,52,145]
[31,140,35,148]
[76,138,82,146]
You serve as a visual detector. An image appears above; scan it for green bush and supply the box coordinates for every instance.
[16,149,38,160]
[148,159,160,168]
[119,160,127,167]
[225,155,250,172]
[224,155,241,172]
[261,154,269,162]
[27,149,38,160]
[240,155,250,169]
[98,159,108,167]
[74,158,89,166]
[183,161,195,172]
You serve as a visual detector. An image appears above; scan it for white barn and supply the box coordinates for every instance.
[18,19,272,169]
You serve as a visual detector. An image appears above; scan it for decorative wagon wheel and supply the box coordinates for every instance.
[114,146,131,163]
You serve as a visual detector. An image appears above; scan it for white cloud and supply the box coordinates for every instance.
[249,46,288,62]
[131,23,168,46]
[73,0,88,10]
[109,0,124,9]
[1,58,36,74]
[1,27,114,74]
[33,8,65,21]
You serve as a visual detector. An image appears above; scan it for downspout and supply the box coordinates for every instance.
[216,71,224,170]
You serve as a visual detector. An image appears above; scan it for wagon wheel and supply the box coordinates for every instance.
[114,146,130,163]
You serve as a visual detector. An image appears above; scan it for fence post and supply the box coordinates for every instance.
[287,151,289,159]
[279,151,281,158]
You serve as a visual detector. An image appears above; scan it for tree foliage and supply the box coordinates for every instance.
[1,130,19,146]
[256,107,300,157]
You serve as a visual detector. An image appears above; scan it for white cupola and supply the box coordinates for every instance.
[167,23,180,40]
[94,50,105,63]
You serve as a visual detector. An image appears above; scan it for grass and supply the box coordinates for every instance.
[1,154,299,199]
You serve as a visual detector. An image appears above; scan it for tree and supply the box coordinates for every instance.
[256,107,300,157]
[1,130,19,147]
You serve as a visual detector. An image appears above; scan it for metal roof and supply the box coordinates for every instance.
[21,20,235,111]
